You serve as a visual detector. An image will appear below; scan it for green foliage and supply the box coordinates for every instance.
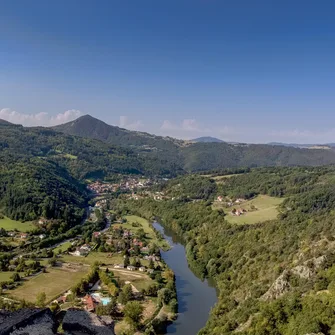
[36,291,46,307]
[115,166,335,334]
[123,301,144,330]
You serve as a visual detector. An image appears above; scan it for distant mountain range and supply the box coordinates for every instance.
[268,142,335,149]
[191,136,224,143]
[50,115,335,172]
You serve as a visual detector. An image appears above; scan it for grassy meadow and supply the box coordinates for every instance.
[221,195,284,225]
[10,266,88,303]
[0,217,35,232]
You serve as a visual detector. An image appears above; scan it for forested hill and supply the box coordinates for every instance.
[0,122,181,223]
[52,115,335,171]
[52,114,185,152]
[114,167,335,334]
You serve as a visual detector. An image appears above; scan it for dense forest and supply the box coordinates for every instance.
[54,115,335,171]
[111,167,335,335]
[0,121,184,222]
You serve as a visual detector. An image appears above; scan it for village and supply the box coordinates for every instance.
[87,177,155,195]
[0,198,177,334]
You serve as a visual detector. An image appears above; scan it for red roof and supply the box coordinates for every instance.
[85,295,96,311]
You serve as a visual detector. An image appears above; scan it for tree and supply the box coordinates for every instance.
[123,301,144,330]
[149,259,155,269]
[11,272,20,282]
[36,292,46,307]
[119,284,133,304]
[108,282,119,297]
[48,257,57,267]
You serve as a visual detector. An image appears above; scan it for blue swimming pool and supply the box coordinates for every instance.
[101,297,111,306]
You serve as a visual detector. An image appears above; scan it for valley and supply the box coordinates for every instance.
[2,119,335,334]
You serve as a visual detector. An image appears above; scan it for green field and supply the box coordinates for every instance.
[53,241,72,254]
[0,217,35,232]
[61,252,124,266]
[10,266,88,303]
[222,195,284,225]
[0,272,16,282]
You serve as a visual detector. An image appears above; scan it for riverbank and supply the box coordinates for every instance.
[153,222,217,335]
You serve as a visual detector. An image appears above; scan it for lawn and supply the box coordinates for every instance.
[0,272,15,282]
[222,195,284,225]
[111,268,154,291]
[10,266,88,303]
[0,217,35,232]
[53,241,72,254]
[61,252,124,266]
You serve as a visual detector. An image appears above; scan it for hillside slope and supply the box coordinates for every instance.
[52,115,335,171]
[116,167,335,334]
[52,114,184,152]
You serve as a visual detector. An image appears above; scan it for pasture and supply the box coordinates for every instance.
[61,252,124,266]
[10,265,88,303]
[0,217,34,232]
[223,195,284,225]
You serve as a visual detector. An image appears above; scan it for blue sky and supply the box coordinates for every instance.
[0,0,334,143]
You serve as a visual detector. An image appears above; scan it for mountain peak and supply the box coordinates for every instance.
[192,136,224,143]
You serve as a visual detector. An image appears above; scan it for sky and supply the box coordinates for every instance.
[0,0,335,143]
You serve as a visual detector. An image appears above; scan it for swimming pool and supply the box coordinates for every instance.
[101,297,111,306]
[91,293,111,306]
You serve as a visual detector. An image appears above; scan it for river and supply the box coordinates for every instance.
[153,222,217,335]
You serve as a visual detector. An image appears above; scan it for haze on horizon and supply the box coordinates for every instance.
[0,0,334,144]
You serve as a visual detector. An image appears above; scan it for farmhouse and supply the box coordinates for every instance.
[127,265,136,271]
[83,295,98,312]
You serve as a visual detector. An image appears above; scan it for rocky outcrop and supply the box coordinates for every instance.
[62,309,115,335]
[261,255,327,302]
[0,308,55,335]
[260,271,291,301]
[291,265,313,279]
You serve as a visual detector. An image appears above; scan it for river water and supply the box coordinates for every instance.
[153,222,217,335]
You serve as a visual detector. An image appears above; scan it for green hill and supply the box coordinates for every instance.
[115,166,335,334]
[52,115,335,171]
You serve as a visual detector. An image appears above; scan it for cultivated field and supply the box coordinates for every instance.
[0,217,35,232]
[222,195,284,225]
[10,265,88,303]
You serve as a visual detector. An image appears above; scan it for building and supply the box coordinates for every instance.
[114,264,125,269]
[92,232,101,239]
[139,266,146,272]
[83,295,98,312]
[127,265,136,271]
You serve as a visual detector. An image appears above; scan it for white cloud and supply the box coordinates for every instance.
[0,108,81,126]
[160,119,200,132]
[50,109,81,125]
[119,115,143,130]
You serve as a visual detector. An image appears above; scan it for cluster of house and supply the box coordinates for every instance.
[87,182,118,194]
[7,231,46,240]
[88,178,153,195]
[127,191,170,201]
[231,208,247,216]
[113,263,154,274]
[216,196,246,206]
[70,244,92,257]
